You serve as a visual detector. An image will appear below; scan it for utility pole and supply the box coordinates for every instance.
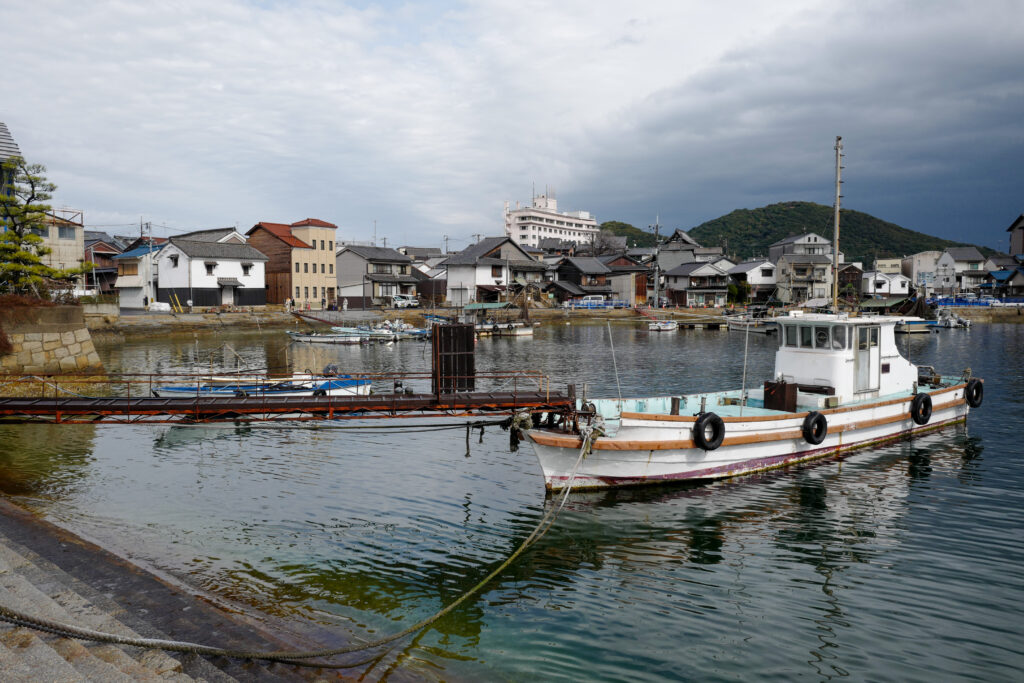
[145,220,154,306]
[650,216,661,308]
[443,234,449,253]
[472,233,483,244]
[373,219,377,246]
[831,135,843,313]
[382,236,387,248]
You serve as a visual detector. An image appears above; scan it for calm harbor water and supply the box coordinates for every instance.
[1,321,1022,680]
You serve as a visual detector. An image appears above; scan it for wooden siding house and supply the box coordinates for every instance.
[246,219,338,308]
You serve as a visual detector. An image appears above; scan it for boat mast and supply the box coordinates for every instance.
[831,136,843,313]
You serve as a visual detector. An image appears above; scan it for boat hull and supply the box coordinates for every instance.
[526,385,968,490]
[153,378,371,398]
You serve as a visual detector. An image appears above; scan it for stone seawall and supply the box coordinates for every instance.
[0,306,104,375]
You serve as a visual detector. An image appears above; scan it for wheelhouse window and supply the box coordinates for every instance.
[832,326,847,349]
[814,326,830,348]
[785,325,798,347]
[799,326,813,348]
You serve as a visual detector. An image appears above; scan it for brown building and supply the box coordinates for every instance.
[246,218,338,308]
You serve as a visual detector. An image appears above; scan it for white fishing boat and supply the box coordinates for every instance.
[726,316,777,335]
[524,311,983,490]
[648,319,679,332]
[523,137,983,491]
[153,365,372,398]
[476,320,534,336]
[287,330,364,344]
[894,317,934,334]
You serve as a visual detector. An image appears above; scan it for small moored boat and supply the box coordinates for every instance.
[648,319,679,332]
[523,311,983,491]
[153,365,372,398]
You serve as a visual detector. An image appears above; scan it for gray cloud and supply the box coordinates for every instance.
[3,0,1021,250]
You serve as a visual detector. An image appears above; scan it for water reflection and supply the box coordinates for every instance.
[2,324,1015,681]
[0,424,96,496]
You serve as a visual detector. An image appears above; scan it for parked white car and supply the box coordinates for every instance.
[390,294,419,308]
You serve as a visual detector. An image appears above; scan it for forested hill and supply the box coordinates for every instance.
[686,202,989,262]
[601,202,990,261]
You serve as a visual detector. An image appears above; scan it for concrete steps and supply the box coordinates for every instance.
[0,538,219,681]
[0,493,340,682]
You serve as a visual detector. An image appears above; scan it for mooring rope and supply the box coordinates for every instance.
[0,420,597,670]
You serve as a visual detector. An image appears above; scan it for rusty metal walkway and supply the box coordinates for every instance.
[0,388,572,425]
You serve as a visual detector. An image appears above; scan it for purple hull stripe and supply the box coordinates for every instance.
[546,415,965,488]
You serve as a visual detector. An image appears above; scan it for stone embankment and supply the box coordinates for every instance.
[0,306,104,376]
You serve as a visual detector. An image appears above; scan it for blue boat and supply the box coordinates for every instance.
[153,365,372,398]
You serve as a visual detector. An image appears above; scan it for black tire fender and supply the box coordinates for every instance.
[965,378,983,408]
[802,411,828,445]
[693,412,725,451]
[910,392,933,425]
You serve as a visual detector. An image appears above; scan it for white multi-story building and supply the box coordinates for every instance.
[504,190,598,249]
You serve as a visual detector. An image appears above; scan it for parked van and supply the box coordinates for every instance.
[390,294,419,308]
[580,295,606,305]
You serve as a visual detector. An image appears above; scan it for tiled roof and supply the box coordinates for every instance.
[177,228,239,242]
[564,257,611,275]
[169,238,268,261]
[339,244,412,263]
[247,222,312,248]
[729,259,772,274]
[113,244,165,260]
[291,218,338,229]
[945,246,984,262]
[443,236,536,265]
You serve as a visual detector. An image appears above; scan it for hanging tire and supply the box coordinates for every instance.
[312,388,327,397]
[965,379,983,408]
[910,392,933,425]
[802,411,828,445]
[322,364,339,377]
[693,412,725,451]
[234,390,248,398]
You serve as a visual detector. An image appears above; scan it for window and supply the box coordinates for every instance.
[295,262,300,273]
[295,286,300,299]
[117,262,138,276]
[30,226,49,238]
[800,326,813,348]
[304,286,309,299]
[313,286,317,298]
[785,325,798,347]
[304,263,308,273]
[761,268,773,278]
[321,263,325,274]
[329,264,333,274]
[205,263,215,276]
[491,265,502,278]
[242,264,251,276]
[373,263,392,274]
[169,255,179,268]
[814,326,830,348]
[832,326,846,349]
[320,240,325,250]
[328,241,332,251]
[312,240,316,250]
[58,226,76,240]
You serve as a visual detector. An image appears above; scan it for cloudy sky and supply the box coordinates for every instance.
[3,0,1022,252]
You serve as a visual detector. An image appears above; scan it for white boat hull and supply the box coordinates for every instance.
[526,384,969,490]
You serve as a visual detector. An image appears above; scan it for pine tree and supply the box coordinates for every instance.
[0,156,89,295]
